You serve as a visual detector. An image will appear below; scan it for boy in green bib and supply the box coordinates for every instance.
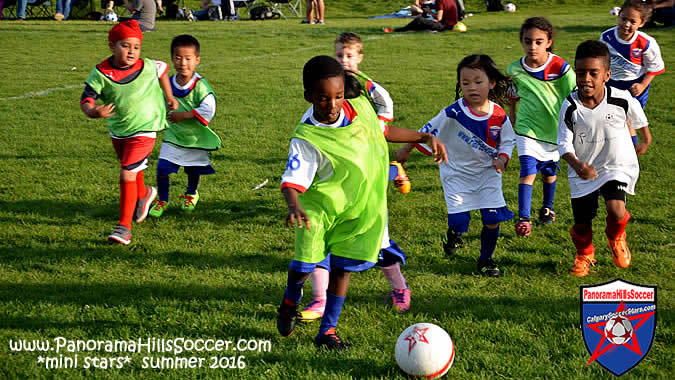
[149,35,221,217]
[276,56,447,350]
[80,20,178,245]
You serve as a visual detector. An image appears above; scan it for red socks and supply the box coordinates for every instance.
[136,171,147,199]
[119,180,137,229]
[570,226,594,256]
[606,211,631,240]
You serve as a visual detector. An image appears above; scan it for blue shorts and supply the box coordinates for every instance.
[608,78,649,108]
[303,239,406,272]
[447,206,514,233]
[519,155,558,178]
[289,256,376,273]
[156,159,216,176]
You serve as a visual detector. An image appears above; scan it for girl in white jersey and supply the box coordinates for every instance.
[397,55,516,277]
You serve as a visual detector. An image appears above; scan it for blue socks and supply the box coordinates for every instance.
[543,180,556,210]
[157,175,170,202]
[318,292,346,335]
[283,276,306,305]
[186,173,200,195]
[479,226,500,261]
[518,183,533,219]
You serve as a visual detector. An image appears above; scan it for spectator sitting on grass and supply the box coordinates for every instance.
[384,0,457,33]
[183,0,237,21]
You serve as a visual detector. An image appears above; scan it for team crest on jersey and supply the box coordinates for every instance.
[631,48,643,59]
[580,279,656,376]
[488,125,501,140]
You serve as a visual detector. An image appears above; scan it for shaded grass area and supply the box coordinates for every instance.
[0,5,673,379]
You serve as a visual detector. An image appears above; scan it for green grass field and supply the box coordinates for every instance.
[0,2,673,379]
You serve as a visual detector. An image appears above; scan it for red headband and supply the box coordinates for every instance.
[108,20,143,44]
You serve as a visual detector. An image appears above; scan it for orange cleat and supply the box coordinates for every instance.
[569,254,596,277]
[390,161,411,194]
[608,232,631,268]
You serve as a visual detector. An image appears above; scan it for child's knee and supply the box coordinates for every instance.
[605,200,626,220]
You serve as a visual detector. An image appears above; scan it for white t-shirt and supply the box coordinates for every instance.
[600,27,666,82]
[416,99,516,213]
[558,86,648,198]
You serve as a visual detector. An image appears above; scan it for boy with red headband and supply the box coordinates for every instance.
[80,20,178,245]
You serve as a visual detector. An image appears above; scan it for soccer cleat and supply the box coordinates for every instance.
[390,161,411,194]
[608,232,632,268]
[149,200,168,218]
[108,225,132,245]
[442,231,463,256]
[386,288,411,313]
[383,27,394,33]
[569,254,596,277]
[316,20,325,24]
[299,298,325,323]
[276,298,300,337]
[301,19,310,24]
[134,186,157,223]
[314,328,351,350]
[537,207,556,225]
[179,191,199,212]
[515,217,532,237]
[477,258,501,277]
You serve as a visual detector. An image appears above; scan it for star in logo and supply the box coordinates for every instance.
[404,326,430,354]
[584,301,655,366]
[37,356,44,364]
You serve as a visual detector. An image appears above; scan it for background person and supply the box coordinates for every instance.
[384,0,457,33]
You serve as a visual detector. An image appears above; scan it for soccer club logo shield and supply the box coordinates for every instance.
[580,279,656,376]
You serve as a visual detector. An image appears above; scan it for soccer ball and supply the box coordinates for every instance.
[395,323,455,378]
[610,7,622,16]
[102,11,118,22]
[505,3,516,12]
[604,315,633,345]
[453,22,467,33]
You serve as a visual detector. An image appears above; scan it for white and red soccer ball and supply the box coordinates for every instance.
[610,6,622,16]
[505,3,516,12]
[395,323,454,378]
[604,315,633,345]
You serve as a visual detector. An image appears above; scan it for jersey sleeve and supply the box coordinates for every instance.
[153,60,168,79]
[80,83,99,105]
[498,116,516,160]
[644,38,665,76]
[557,101,575,157]
[192,93,216,126]
[627,96,649,129]
[368,80,394,122]
[414,109,448,155]
[280,138,321,193]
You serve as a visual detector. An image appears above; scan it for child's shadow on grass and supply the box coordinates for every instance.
[0,199,113,226]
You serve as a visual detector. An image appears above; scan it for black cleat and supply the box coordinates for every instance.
[477,258,501,277]
[442,231,463,256]
[276,298,300,337]
[314,328,351,350]
[537,207,556,226]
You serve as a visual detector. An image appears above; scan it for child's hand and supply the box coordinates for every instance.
[423,135,448,163]
[168,111,186,123]
[395,147,411,164]
[635,143,649,156]
[88,103,116,118]
[492,156,507,173]
[286,206,311,230]
[630,83,645,97]
[575,162,597,180]
[166,98,179,111]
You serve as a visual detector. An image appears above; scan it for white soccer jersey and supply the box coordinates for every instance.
[558,86,648,198]
[416,99,516,213]
[600,27,666,82]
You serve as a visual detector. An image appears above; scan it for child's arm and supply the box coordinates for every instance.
[562,153,597,180]
[386,127,448,163]
[635,126,652,156]
[282,187,310,229]
[80,85,115,118]
[631,75,655,98]
[168,93,216,124]
[493,116,516,173]
[159,74,179,111]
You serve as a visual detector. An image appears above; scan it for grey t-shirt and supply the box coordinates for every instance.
[132,0,156,31]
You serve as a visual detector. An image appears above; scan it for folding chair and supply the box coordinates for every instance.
[1,0,18,19]
[270,0,301,19]
[26,0,54,18]
[232,0,254,18]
